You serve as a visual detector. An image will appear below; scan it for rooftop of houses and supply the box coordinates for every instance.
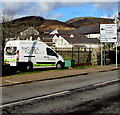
[60,35,100,44]
[72,24,100,35]
[50,29,74,35]
[40,34,54,39]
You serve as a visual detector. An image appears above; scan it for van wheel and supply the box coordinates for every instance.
[56,63,63,69]
[26,63,33,71]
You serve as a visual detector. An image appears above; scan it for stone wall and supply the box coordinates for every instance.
[91,48,100,65]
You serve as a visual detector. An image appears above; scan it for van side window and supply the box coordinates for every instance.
[46,48,58,57]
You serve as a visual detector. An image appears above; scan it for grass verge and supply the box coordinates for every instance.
[3,64,93,77]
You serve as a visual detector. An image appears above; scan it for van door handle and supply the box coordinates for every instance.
[44,56,49,58]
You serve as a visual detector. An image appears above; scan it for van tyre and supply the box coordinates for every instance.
[56,62,64,69]
[26,63,33,71]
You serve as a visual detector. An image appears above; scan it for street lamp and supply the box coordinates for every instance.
[114,12,119,67]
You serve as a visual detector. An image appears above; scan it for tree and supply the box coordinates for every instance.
[2,8,15,22]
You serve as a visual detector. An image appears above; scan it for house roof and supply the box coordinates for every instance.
[20,27,39,36]
[72,24,100,34]
[57,30,73,35]
[57,34,85,38]
[44,29,55,34]
[61,35,100,44]
[50,29,73,35]
[71,34,85,38]
[40,34,54,39]
[42,38,52,42]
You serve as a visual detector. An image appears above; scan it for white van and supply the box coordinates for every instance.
[4,40,64,71]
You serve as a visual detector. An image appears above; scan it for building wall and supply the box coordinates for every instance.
[50,29,58,34]
[54,36,73,48]
[52,35,59,43]
[86,34,100,39]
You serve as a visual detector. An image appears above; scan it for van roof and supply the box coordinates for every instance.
[6,40,49,47]
[7,40,44,43]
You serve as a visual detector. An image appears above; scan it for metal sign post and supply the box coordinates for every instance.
[116,42,118,67]
[101,43,103,66]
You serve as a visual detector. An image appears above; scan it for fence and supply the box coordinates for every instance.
[54,47,92,65]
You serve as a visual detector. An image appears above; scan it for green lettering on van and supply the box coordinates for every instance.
[34,64,56,67]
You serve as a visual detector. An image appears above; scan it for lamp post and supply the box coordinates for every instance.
[114,12,119,67]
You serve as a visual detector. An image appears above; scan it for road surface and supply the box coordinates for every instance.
[1,70,119,114]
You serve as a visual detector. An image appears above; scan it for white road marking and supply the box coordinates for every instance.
[4,80,19,84]
[1,79,119,108]
[0,90,69,108]
[94,79,119,87]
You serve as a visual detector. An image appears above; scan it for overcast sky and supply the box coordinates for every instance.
[1,0,119,22]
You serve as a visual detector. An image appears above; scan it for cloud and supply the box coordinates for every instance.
[37,2,58,14]
[92,2,118,10]
[1,2,83,21]
[91,2,118,18]
[0,1,119,22]
[2,2,29,12]
[52,13,64,20]
[101,15,110,18]
[1,2,32,21]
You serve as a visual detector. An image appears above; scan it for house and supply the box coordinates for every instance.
[43,28,100,49]
[18,27,41,41]
[51,29,85,43]
[54,35,100,50]
[20,27,39,36]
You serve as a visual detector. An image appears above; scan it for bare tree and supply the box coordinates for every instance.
[2,8,15,22]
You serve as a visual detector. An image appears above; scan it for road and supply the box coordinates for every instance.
[1,70,120,114]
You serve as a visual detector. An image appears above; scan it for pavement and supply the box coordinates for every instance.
[1,65,120,87]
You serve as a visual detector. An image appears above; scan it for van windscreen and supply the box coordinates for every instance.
[5,47,17,55]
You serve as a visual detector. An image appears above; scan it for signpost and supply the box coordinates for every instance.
[100,24,117,67]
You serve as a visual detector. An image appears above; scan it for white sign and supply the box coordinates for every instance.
[100,24,117,42]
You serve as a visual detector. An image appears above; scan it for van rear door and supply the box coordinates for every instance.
[4,46,17,66]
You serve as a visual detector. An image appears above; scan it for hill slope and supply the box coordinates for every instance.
[66,17,114,28]
[2,16,75,38]
[2,16,114,40]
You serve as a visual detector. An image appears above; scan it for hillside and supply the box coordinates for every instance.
[2,16,114,41]
[2,16,75,39]
[66,17,114,28]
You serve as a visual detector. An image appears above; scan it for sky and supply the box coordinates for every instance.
[0,0,120,22]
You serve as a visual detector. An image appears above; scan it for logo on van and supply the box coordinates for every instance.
[22,47,39,54]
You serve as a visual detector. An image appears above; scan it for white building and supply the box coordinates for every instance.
[53,35,100,50]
